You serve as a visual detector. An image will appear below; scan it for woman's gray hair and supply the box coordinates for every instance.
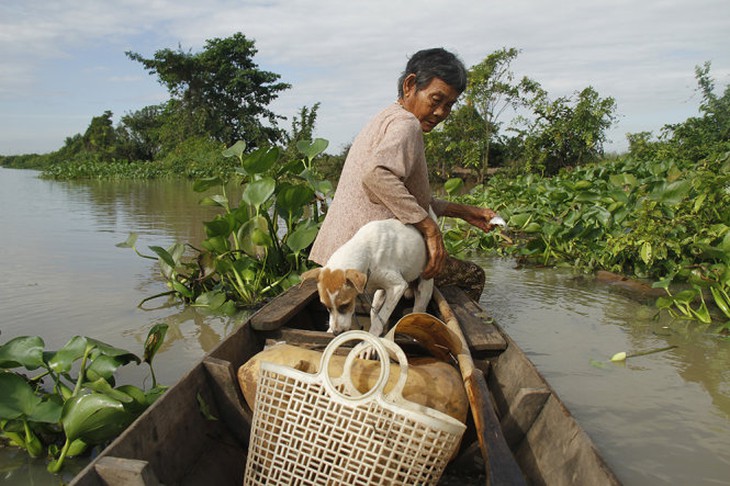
[397,48,467,98]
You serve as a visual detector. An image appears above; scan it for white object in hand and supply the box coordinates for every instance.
[489,215,507,227]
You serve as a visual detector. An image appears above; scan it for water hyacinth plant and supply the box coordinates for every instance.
[446,152,730,329]
[120,139,332,310]
[0,324,168,472]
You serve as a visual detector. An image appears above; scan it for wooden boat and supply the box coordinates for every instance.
[69,282,621,485]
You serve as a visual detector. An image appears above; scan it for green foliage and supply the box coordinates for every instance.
[628,61,730,165]
[157,136,235,179]
[126,32,290,149]
[426,104,486,180]
[283,103,321,160]
[119,104,167,160]
[451,151,730,327]
[120,139,332,309]
[42,156,166,180]
[0,327,167,472]
[464,47,538,181]
[511,86,618,175]
[41,137,237,180]
[9,33,291,178]
[82,111,117,160]
[0,153,55,170]
[425,47,616,181]
[426,48,539,182]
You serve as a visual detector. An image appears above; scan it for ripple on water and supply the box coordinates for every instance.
[472,256,730,485]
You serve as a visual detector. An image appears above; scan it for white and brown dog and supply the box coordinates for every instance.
[301,214,434,337]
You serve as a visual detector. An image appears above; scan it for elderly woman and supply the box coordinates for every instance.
[309,47,498,301]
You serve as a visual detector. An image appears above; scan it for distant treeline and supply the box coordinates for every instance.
[1,35,727,185]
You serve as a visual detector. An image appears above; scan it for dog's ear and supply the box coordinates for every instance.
[300,268,321,285]
[345,269,367,293]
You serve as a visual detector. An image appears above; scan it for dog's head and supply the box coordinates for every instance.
[300,267,367,335]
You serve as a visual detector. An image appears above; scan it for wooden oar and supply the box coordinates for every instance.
[432,287,526,486]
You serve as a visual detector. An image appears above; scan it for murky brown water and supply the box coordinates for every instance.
[474,256,730,484]
[1,168,728,484]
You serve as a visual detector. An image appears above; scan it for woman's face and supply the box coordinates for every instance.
[400,74,460,132]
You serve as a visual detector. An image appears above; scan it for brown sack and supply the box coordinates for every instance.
[238,343,468,424]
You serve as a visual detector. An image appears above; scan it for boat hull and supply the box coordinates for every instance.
[70,281,620,485]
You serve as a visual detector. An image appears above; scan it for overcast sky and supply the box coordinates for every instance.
[1,0,728,156]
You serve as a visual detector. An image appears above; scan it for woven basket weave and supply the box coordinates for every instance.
[243,331,466,486]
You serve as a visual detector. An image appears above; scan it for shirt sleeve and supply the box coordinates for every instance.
[430,197,449,217]
[361,117,429,224]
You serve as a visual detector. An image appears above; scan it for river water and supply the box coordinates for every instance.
[0,167,728,484]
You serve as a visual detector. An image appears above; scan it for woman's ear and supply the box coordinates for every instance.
[402,73,417,98]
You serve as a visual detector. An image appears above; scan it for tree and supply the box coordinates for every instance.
[126,33,291,149]
[465,48,538,181]
[82,111,118,160]
[654,61,730,163]
[513,86,617,175]
[425,103,484,180]
[283,103,321,161]
[119,105,166,161]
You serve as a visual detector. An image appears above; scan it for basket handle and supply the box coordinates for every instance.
[320,331,409,405]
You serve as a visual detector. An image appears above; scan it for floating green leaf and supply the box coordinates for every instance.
[0,374,62,423]
[204,217,233,238]
[239,215,270,257]
[149,245,177,269]
[83,378,135,404]
[86,338,140,365]
[0,336,45,370]
[48,336,89,375]
[61,393,132,444]
[115,232,138,249]
[276,182,314,212]
[251,227,273,247]
[194,291,227,310]
[199,194,228,208]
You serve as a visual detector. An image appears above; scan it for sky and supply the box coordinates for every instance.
[1,0,728,156]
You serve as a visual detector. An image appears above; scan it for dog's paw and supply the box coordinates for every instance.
[355,346,378,361]
[354,339,382,361]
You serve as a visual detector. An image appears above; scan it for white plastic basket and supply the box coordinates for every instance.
[243,330,467,486]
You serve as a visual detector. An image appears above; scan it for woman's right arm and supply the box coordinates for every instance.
[413,215,446,279]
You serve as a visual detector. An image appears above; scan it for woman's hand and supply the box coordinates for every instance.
[414,216,446,279]
[442,202,499,233]
[462,205,499,233]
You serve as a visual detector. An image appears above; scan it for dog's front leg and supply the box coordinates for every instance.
[371,289,386,315]
[367,289,386,337]
[370,282,408,337]
[412,278,434,313]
